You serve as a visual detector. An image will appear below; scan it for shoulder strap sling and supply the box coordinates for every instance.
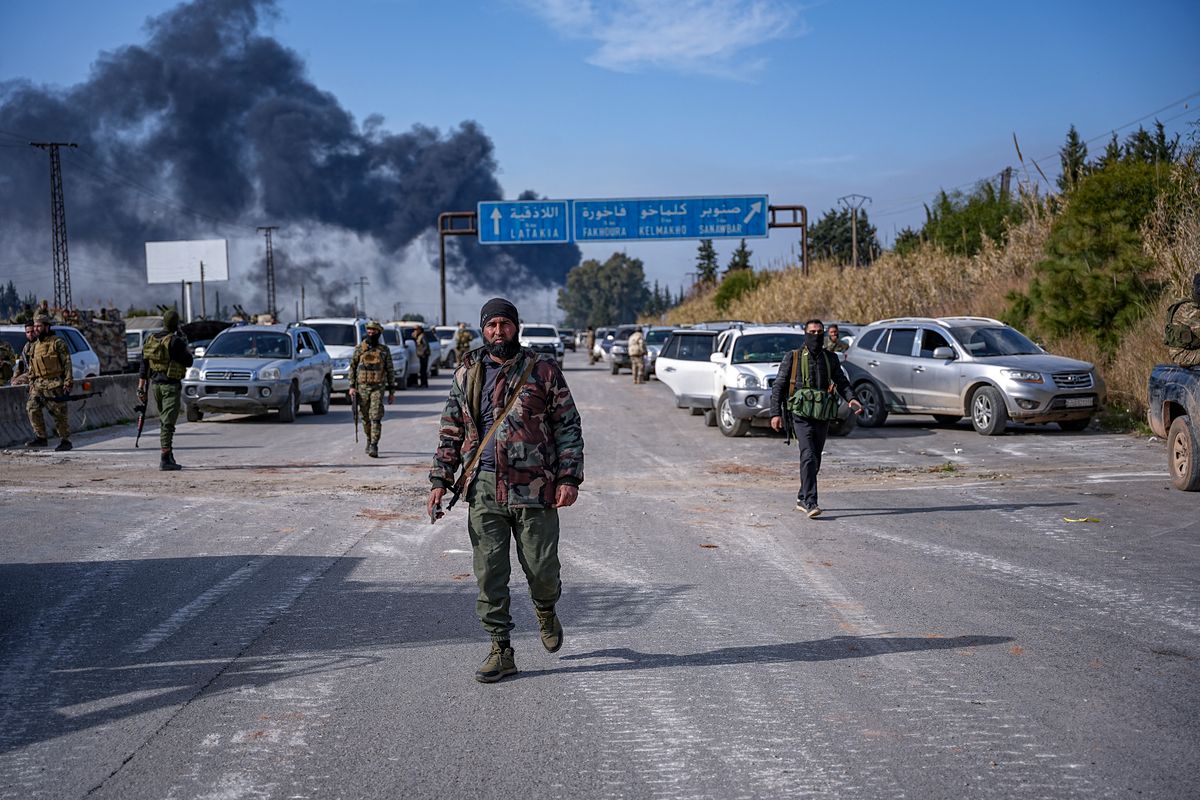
[446,355,538,509]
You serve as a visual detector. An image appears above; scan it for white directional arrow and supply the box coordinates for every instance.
[490,207,502,236]
[744,201,762,225]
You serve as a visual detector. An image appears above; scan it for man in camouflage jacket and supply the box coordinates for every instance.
[427,298,584,683]
[1166,273,1200,368]
[25,315,74,450]
[349,321,395,458]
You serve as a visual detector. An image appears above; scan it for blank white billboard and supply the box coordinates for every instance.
[145,239,230,284]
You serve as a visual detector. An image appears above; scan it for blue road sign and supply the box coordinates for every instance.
[573,195,769,242]
[478,200,571,245]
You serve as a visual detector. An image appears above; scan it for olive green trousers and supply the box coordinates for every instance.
[467,470,561,641]
[154,383,181,449]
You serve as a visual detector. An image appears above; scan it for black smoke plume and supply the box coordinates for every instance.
[0,0,579,307]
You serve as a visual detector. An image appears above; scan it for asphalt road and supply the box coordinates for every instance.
[1,356,1197,799]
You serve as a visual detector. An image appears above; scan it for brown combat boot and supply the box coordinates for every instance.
[475,641,517,683]
[535,607,564,653]
[160,449,182,471]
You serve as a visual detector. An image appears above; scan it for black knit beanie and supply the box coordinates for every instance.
[480,297,519,329]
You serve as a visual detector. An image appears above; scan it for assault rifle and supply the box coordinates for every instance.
[351,390,359,443]
[134,396,147,448]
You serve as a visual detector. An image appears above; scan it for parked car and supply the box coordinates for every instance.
[654,329,720,412]
[559,328,576,352]
[707,326,856,438]
[434,325,483,367]
[593,327,615,363]
[377,326,411,390]
[182,324,332,422]
[303,318,368,398]
[607,324,643,374]
[388,321,440,382]
[1148,363,1200,491]
[1,324,100,381]
[844,316,1106,435]
[643,326,673,376]
[519,323,564,364]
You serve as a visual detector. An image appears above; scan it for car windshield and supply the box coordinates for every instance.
[383,328,401,345]
[615,326,639,340]
[206,331,292,358]
[949,325,1041,357]
[307,324,357,347]
[522,326,556,337]
[731,333,806,364]
[645,329,671,345]
[125,332,142,348]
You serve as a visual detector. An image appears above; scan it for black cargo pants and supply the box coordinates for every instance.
[792,416,829,509]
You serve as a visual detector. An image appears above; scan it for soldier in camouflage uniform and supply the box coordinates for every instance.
[427,297,584,683]
[1166,273,1200,369]
[138,309,194,471]
[349,320,395,458]
[825,324,849,354]
[454,322,473,366]
[10,321,36,386]
[25,315,74,450]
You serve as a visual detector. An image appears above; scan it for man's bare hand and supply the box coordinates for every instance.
[849,399,864,415]
[388,392,395,405]
[770,415,783,432]
[427,487,446,521]
[554,484,579,508]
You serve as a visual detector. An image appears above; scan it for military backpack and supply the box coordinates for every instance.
[1164,300,1200,350]
[785,348,841,421]
[143,332,185,380]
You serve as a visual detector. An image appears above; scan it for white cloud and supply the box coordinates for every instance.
[522,0,804,78]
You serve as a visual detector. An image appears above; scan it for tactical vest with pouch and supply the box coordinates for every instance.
[785,348,841,421]
[32,338,66,380]
[357,345,387,386]
[1164,300,1200,349]
[144,333,185,380]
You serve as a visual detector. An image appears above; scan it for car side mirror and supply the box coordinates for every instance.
[193,347,205,357]
[709,352,727,364]
[932,346,955,360]
[297,348,314,358]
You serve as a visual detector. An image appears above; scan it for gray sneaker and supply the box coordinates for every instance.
[535,608,564,653]
[806,506,822,518]
[475,642,517,683]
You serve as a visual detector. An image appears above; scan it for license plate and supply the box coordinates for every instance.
[1065,397,1093,408]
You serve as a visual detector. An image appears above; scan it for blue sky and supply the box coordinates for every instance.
[2,0,1198,317]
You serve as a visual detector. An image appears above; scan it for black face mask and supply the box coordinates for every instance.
[367,333,381,346]
[805,331,823,350]
[486,337,520,360]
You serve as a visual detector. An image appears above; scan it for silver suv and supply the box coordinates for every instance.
[844,316,1106,435]
[182,324,332,422]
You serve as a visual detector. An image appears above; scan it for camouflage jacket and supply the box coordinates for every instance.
[455,328,473,352]
[349,341,394,390]
[0,340,15,384]
[430,347,584,508]
[29,335,73,383]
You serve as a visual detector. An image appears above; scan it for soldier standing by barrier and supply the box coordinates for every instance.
[769,319,863,517]
[427,298,585,683]
[414,325,431,388]
[138,309,193,470]
[628,327,647,384]
[455,322,473,366]
[1165,273,1200,368]
[24,315,73,450]
[349,320,394,457]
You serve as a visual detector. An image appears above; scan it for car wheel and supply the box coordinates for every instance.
[717,393,751,437]
[407,373,418,387]
[611,362,620,375]
[278,384,297,423]
[431,366,439,377]
[855,383,888,427]
[185,404,202,423]
[703,408,717,428]
[1168,415,1200,491]
[1057,417,1091,432]
[310,378,331,415]
[828,410,857,437]
[931,414,961,427]
[971,385,1008,435]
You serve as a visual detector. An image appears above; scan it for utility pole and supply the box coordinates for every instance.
[393,301,401,321]
[837,194,872,268]
[257,226,279,320]
[999,166,1013,202]
[199,260,207,318]
[30,142,77,309]
[300,283,306,320]
[357,276,370,319]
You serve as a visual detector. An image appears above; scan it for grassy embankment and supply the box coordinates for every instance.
[658,167,1199,428]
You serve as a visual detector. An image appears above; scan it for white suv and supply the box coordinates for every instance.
[519,323,564,364]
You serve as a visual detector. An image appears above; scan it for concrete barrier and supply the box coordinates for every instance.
[0,375,160,447]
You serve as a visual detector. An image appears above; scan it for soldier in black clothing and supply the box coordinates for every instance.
[769,319,863,517]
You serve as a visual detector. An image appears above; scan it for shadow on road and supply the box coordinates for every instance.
[820,501,1076,519]
[0,556,690,753]
[533,634,1012,677]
